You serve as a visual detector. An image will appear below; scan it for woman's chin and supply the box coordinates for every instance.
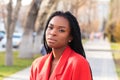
[48,44,55,48]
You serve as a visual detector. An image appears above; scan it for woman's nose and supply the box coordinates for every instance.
[50,29,57,36]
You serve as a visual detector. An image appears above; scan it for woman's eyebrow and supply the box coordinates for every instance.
[48,23,54,26]
[49,23,66,28]
[59,26,66,28]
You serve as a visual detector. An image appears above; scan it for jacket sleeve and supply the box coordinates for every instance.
[30,55,48,80]
[72,58,92,80]
[30,59,38,80]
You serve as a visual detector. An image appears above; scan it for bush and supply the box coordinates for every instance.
[105,21,120,42]
[105,21,116,42]
[113,22,120,42]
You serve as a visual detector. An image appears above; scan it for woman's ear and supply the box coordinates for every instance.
[68,36,73,43]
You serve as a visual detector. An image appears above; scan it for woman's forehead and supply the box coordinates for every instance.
[49,16,70,28]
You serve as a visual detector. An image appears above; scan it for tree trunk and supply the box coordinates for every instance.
[5,0,21,66]
[33,31,43,54]
[57,0,71,11]
[19,0,41,58]
[33,0,59,54]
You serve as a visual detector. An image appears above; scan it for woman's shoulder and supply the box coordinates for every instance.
[31,54,49,67]
[67,46,87,63]
[70,50,89,66]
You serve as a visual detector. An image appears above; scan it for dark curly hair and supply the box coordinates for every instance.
[43,11,86,58]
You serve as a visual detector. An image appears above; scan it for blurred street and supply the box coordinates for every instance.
[3,67,30,80]
[0,44,18,52]
[0,43,5,51]
[84,39,118,80]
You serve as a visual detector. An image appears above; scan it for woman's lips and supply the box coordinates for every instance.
[47,38,57,43]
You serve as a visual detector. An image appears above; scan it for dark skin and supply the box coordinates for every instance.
[45,16,72,76]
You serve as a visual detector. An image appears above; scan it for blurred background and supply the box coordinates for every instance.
[0,0,120,80]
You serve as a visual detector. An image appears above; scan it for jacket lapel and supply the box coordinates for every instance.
[49,46,72,79]
[39,53,53,80]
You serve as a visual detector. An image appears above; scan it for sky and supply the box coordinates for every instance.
[17,0,32,6]
[98,0,110,2]
[0,0,32,6]
[1,0,110,6]
[0,0,32,31]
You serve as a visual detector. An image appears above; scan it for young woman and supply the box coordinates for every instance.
[30,11,92,80]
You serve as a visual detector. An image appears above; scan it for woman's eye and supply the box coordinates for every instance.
[59,29,65,32]
[48,26,53,30]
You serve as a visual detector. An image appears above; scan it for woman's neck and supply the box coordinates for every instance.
[52,46,67,60]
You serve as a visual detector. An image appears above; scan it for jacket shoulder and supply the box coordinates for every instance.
[70,51,92,80]
[31,54,49,68]
[70,51,89,66]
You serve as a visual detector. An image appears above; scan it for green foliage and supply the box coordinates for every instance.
[0,51,40,80]
[111,42,120,80]
[111,42,120,51]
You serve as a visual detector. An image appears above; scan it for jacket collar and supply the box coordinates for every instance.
[49,46,72,79]
[40,46,72,79]
[38,53,52,80]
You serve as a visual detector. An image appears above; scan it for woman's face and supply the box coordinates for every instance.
[46,16,72,49]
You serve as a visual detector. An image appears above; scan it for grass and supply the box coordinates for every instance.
[111,42,120,80]
[0,51,40,80]
[82,39,88,44]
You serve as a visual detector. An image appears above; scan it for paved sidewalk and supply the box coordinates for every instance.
[3,39,118,80]
[3,67,30,80]
[84,39,118,80]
